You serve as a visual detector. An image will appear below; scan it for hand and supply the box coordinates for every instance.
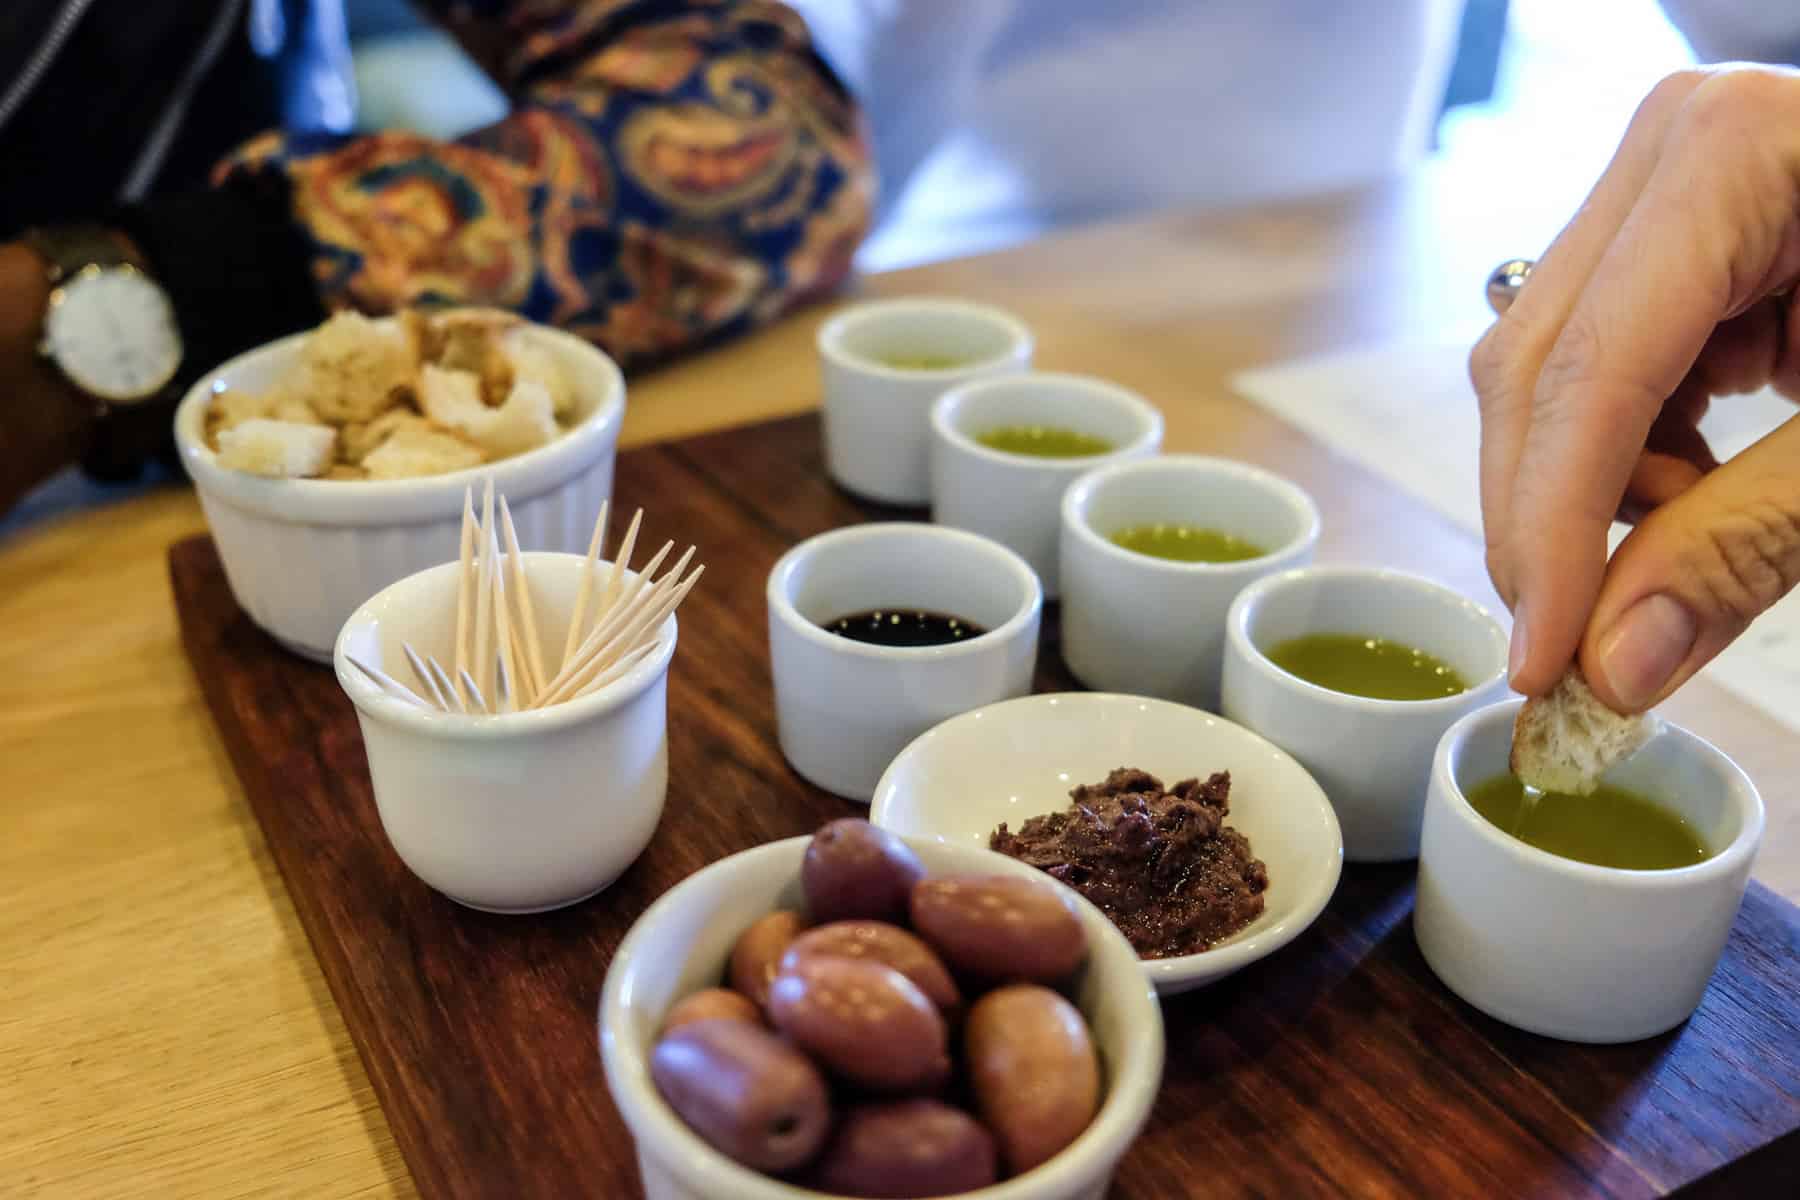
[1470,65,1800,712]
[0,240,94,514]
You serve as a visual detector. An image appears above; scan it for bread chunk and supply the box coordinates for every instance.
[419,367,558,458]
[1511,668,1659,795]
[283,311,417,424]
[475,379,559,458]
[500,327,574,419]
[214,419,337,478]
[428,308,519,405]
[362,428,484,480]
[204,389,270,448]
[340,408,439,465]
[202,309,568,479]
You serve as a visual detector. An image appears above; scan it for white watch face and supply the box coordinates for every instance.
[44,265,183,402]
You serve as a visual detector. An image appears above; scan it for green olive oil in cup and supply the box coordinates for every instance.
[877,353,975,370]
[1110,523,1266,563]
[975,425,1115,458]
[1266,633,1467,701]
[1466,775,1712,870]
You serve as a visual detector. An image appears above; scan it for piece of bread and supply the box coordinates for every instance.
[206,386,323,452]
[1510,667,1660,795]
[204,388,271,448]
[339,408,439,465]
[283,311,418,424]
[418,367,559,458]
[427,308,519,405]
[361,428,485,480]
[415,365,488,432]
[473,378,559,458]
[500,327,574,419]
[214,419,337,478]
[268,392,324,426]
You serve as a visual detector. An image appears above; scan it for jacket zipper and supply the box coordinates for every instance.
[120,0,247,200]
[0,0,101,136]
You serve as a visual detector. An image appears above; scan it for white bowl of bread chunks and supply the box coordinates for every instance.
[175,309,625,661]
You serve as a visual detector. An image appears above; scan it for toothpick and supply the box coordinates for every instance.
[349,655,431,709]
[561,500,609,671]
[498,496,547,700]
[600,508,644,621]
[571,639,664,700]
[473,479,497,699]
[489,521,517,711]
[537,539,675,700]
[508,620,541,702]
[458,668,490,715]
[609,563,699,664]
[584,566,699,687]
[403,642,450,711]
[495,650,514,714]
[453,487,476,682]
[423,486,702,715]
[426,655,467,714]
[540,562,700,707]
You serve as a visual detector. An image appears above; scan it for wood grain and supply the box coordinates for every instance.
[171,414,1800,1199]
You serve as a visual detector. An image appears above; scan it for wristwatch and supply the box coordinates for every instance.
[22,224,185,478]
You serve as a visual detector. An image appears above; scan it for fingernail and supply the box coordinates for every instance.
[1597,593,1697,709]
[1507,608,1529,686]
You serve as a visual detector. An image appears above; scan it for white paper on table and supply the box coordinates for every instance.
[1232,340,1800,733]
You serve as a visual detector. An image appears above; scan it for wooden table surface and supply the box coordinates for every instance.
[4,159,1796,1198]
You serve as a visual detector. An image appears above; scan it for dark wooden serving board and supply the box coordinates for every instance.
[171,414,1800,1200]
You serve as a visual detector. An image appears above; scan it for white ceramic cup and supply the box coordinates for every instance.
[767,522,1041,803]
[930,373,1163,597]
[334,552,676,913]
[176,320,625,661]
[1415,699,1764,1043]
[601,835,1164,1200]
[1220,566,1511,862]
[818,298,1033,505]
[1059,455,1319,710]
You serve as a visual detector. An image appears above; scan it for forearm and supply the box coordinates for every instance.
[0,244,91,514]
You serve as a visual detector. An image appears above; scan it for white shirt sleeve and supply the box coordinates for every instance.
[784,0,1019,215]
[1658,0,1800,62]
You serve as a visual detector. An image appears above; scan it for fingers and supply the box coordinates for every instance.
[1640,381,1719,478]
[1777,293,1800,401]
[1503,69,1800,696]
[1689,296,1786,397]
[1579,413,1800,710]
[1624,454,1707,516]
[1470,69,1709,606]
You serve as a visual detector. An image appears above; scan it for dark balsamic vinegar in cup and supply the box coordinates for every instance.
[825,609,987,647]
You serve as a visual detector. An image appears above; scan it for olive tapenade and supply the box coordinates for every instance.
[989,767,1268,958]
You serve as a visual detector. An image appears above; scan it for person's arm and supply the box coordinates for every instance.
[0,243,91,514]
[1469,65,1800,712]
[216,0,873,367]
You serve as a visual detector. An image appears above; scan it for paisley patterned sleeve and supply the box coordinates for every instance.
[215,0,873,367]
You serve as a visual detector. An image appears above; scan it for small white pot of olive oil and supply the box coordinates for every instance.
[1415,698,1764,1043]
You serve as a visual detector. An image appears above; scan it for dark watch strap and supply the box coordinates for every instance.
[20,224,137,281]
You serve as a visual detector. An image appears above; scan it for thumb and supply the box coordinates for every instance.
[1579,414,1800,711]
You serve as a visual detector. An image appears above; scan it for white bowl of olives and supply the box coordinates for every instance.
[599,821,1164,1199]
